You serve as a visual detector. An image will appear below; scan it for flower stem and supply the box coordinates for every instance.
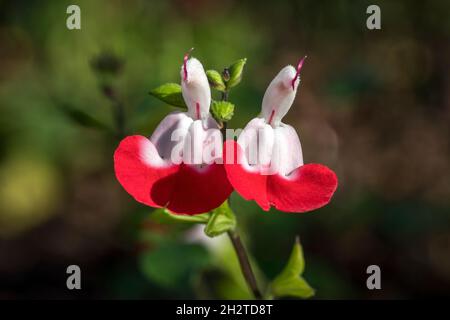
[221,90,229,101]
[227,230,263,299]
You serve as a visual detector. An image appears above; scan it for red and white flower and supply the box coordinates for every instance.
[224,57,338,212]
[114,52,232,215]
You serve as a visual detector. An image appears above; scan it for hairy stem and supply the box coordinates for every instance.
[227,230,263,299]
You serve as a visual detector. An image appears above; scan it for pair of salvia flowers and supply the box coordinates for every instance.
[114,51,338,215]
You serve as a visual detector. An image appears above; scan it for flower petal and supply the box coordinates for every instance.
[114,135,232,215]
[224,140,270,210]
[237,117,274,171]
[237,118,303,176]
[224,140,337,213]
[268,164,338,212]
[150,111,193,160]
[164,164,234,214]
[181,57,211,120]
[271,123,304,176]
[261,65,298,127]
[114,135,178,208]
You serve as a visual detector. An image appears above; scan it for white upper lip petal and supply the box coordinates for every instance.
[148,55,221,166]
[181,56,211,121]
[237,59,307,176]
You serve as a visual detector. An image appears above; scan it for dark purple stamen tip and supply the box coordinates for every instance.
[291,55,307,90]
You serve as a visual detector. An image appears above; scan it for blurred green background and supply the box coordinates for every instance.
[0,0,449,299]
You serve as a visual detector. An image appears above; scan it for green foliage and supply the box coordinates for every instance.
[206,70,226,92]
[139,241,210,289]
[150,208,211,224]
[149,201,237,237]
[270,238,315,299]
[204,201,236,237]
[149,83,187,109]
[226,58,247,89]
[210,101,235,124]
[149,203,236,238]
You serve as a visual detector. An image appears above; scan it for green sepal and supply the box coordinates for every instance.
[150,208,211,224]
[206,70,226,92]
[226,58,247,88]
[204,201,236,237]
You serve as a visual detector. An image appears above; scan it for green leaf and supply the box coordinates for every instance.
[206,70,226,92]
[204,201,236,237]
[226,58,247,88]
[270,237,315,299]
[210,100,235,124]
[150,208,210,224]
[149,83,187,109]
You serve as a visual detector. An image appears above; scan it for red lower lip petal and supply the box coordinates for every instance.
[268,163,338,212]
[114,135,178,208]
[165,163,233,214]
[224,140,337,213]
[114,135,233,215]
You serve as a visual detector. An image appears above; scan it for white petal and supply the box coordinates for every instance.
[139,137,172,168]
[237,117,303,175]
[151,110,221,165]
[202,116,223,164]
[150,111,193,160]
[183,119,206,164]
[271,123,303,176]
[261,65,299,127]
[183,116,222,165]
[238,118,270,166]
[237,117,274,174]
[181,57,211,120]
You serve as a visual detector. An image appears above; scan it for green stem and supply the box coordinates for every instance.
[221,90,229,101]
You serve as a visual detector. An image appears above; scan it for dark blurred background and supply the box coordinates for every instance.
[0,0,449,299]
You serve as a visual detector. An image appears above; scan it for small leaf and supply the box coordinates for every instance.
[204,201,236,237]
[149,83,187,109]
[206,70,226,92]
[226,58,247,88]
[282,236,305,275]
[211,100,235,124]
[150,208,210,224]
[270,237,315,299]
